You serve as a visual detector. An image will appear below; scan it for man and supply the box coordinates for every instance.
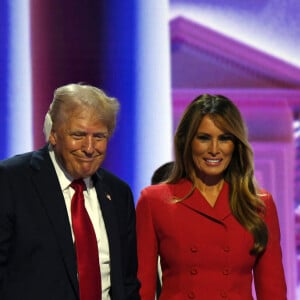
[0,83,140,299]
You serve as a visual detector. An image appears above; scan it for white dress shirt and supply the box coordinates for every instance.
[49,149,111,299]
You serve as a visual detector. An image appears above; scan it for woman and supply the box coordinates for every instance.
[136,94,287,299]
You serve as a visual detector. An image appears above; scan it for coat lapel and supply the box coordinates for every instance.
[173,179,232,222]
[30,147,79,294]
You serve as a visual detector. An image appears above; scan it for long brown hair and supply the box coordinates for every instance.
[168,94,268,255]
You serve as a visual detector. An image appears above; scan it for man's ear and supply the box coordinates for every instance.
[49,130,57,146]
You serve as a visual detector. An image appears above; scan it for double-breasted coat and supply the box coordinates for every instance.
[136,179,286,299]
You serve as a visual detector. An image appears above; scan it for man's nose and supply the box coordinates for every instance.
[82,136,95,153]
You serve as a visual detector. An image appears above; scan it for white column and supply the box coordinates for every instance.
[134,0,173,199]
[8,0,32,156]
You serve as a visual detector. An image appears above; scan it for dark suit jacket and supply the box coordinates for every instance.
[0,146,140,300]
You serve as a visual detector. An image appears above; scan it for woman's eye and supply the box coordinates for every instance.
[219,134,234,141]
[196,135,210,141]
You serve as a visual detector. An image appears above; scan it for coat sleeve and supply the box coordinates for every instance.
[136,188,159,300]
[253,192,287,299]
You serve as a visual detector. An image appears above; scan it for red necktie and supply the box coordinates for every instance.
[70,179,102,300]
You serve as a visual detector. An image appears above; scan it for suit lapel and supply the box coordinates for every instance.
[92,172,124,298]
[94,177,121,249]
[30,147,79,294]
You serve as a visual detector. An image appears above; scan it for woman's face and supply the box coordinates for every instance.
[191,115,235,182]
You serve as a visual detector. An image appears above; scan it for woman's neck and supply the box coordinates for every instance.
[195,176,224,207]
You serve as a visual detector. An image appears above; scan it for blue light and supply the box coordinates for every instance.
[7,0,32,157]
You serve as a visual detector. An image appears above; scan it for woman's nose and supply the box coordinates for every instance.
[208,139,219,155]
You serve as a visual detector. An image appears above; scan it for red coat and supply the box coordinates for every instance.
[136,179,287,300]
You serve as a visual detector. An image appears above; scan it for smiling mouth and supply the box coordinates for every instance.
[205,158,222,164]
[77,157,99,163]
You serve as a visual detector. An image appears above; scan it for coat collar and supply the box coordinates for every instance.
[171,179,232,222]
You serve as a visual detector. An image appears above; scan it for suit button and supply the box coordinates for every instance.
[223,246,230,252]
[190,268,198,275]
[187,291,195,299]
[223,268,230,275]
[220,290,228,298]
[190,246,198,252]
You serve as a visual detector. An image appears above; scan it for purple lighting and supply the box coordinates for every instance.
[170,16,300,299]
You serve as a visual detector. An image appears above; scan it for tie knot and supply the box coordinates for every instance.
[70,179,85,192]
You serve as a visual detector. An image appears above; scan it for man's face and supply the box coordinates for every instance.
[49,107,109,179]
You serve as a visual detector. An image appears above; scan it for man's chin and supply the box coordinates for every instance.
[79,164,102,178]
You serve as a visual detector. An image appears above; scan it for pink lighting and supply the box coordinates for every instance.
[170,16,300,299]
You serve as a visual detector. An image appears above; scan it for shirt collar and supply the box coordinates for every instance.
[48,149,92,192]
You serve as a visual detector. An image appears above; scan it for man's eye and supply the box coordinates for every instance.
[94,133,108,140]
[71,133,85,139]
